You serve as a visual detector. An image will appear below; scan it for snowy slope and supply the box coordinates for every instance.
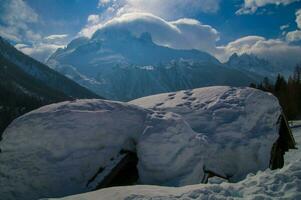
[45,127,301,200]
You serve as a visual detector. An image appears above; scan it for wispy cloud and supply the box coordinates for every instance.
[280,24,290,30]
[44,34,68,40]
[97,0,221,21]
[286,9,301,42]
[236,0,300,15]
[0,0,40,42]
[286,30,301,42]
[15,42,65,62]
[0,1,72,62]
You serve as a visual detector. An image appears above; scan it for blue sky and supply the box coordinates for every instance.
[0,0,301,65]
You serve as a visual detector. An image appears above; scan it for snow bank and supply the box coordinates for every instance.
[44,127,301,200]
[0,99,207,200]
[131,86,282,181]
[0,87,285,200]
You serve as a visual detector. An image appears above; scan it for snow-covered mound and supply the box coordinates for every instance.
[131,86,291,180]
[0,87,292,200]
[44,127,301,200]
[0,99,207,200]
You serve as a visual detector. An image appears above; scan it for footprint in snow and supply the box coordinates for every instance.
[155,103,164,107]
[184,90,193,96]
[188,97,197,101]
[182,96,189,100]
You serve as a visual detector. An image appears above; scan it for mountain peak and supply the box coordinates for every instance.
[228,53,270,66]
[139,32,153,43]
[226,53,283,78]
[92,28,134,42]
[67,37,89,50]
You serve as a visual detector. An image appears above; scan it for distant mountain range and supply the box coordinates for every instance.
[47,30,259,101]
[0,36,99,135]
[225,53,292,79]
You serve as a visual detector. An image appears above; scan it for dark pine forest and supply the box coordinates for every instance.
[251,66,301,120]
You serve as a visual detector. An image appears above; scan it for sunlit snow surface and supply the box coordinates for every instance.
[0,87,287,200]
[46,127,301,200]
[131,86,282,181]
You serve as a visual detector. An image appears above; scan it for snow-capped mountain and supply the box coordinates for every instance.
[47,31,258,101]
[226,53,290,79]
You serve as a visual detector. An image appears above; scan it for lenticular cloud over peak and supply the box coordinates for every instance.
[80,12,220,56]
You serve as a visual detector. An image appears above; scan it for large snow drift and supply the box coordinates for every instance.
[45,127,301,200]
[0,87,288,200]
[0,99,207,200]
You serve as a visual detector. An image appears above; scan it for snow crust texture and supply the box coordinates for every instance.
[0,86,282,200]
[131,86,282,181]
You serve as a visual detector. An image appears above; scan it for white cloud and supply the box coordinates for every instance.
[44,34,68,40]
[97,0,220,21]
[0,1,70,62]
[216,36,301,68]
[0,26,21,42]
[286,9,301,42]
[14,34,69,62]
[236,0,300,15]
[98,0,112,7]
[215,36,265,62]
[80,12,220,54]
[0,0,40,42]
[280,24,290,30]
[286,30,301,42]
[15,43,65,62]
[14,43,28,49]
[87,15,100,24]
[296,9,301,29]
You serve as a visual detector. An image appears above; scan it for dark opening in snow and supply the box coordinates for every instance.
[90,150,139,190]
[270,114,296,170]
[202,169,230,184]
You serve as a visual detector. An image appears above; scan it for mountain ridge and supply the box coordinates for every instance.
[225,53,291,78]
[0,36,100,99]
[47,31,258,101]
[0,36,100,135]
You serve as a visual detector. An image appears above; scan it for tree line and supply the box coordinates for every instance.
[250,66,301,120]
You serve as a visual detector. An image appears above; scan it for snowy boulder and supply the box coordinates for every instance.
[131,86,296,181]
[0,99,207,200]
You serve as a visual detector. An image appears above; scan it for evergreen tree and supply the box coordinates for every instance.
[252,65,301,120]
